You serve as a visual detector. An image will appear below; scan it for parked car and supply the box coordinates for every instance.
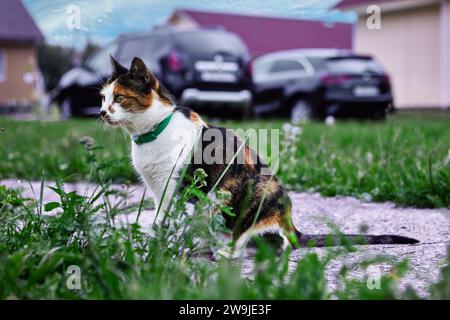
[252,49,393,121]
[51,27,253,118]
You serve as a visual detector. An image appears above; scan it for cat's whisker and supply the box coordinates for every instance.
[96,117,103,131]
[122,120,140,136]
[87,86,103,90]
[119,121,129,140]
[130,122,142,136]
[112,123,117,142]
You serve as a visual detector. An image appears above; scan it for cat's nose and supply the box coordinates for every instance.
[99,110,107,117]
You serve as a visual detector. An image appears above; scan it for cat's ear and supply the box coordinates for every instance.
[110,55,128,78]
[129,57,148,78]
[130,57,158,90]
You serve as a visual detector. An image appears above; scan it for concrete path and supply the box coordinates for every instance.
[2,179,449,297]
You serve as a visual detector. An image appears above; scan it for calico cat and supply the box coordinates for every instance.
[100,56,419,257]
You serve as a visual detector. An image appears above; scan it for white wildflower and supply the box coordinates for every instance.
[325,116,336,126]
[282,123,292,134]
[365,151,374,164]
[290,126,303,137]
[360,193,373,202]
[59,163,69,170]
[357,170,365,179]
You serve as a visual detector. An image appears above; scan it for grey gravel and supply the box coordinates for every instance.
[2,179,449,297]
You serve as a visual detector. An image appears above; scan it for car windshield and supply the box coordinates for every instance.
[173,30,246,55]
[118,36,156,64]
[87,42,119,74]
[326,57,383,75]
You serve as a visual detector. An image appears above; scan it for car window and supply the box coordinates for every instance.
[87,42,119,74]
[326,58,382,74]
[253,60,272,75]
[173,30,246,55]
[269,59,306,73]
[118,36,160,65]
[304,56,326,70]
[253,57,310,83]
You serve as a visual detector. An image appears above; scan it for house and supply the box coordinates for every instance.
[166,9,353,57]
[0,0,44,110]
[336,0,449,109]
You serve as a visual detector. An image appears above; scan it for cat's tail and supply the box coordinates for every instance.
[294,230,419,247]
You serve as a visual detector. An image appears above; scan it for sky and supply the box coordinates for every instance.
[22,0,356,49]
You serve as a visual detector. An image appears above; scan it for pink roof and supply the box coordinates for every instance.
[0,0,43,43]
[176,9,352,56]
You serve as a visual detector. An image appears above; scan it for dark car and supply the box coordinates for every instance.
[252,49,393,121]
[52,27,253,118]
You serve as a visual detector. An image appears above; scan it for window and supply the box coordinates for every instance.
[253,60,271,75]
[269,59,306,73]
[253,56,311,83]
[117,35,164,72]
[305,56,326,70]
[326,58,382,75]
[0,50,6,81]
[173,30,246,55]
[118,36,158,65]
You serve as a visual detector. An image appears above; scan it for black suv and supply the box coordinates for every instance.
[52,27,252,118]
[252,49,393,121]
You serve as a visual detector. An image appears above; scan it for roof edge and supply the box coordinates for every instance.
[335,0,440,12]
[21,0,45,42]
[175,7,353,25]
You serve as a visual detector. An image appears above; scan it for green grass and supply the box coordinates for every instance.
[1,112,449,207]
[0,118,134,183]
[1,142,449,300]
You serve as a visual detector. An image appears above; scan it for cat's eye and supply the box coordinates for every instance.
[114,95,125,103]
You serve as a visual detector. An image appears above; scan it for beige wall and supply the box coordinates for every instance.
[0,44,38,106]
[446,0,450,106]
[355,3,443,108]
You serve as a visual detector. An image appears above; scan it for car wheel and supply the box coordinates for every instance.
[290,100,312,124]
[60,98,72,119]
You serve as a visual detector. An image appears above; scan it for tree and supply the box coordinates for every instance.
[37,44,74,91]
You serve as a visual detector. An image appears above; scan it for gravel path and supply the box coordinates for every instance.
[2,179,449,297]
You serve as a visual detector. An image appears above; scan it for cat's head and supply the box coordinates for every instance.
[100,56,173,127]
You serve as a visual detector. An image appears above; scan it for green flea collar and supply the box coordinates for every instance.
[131,113,173,145]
